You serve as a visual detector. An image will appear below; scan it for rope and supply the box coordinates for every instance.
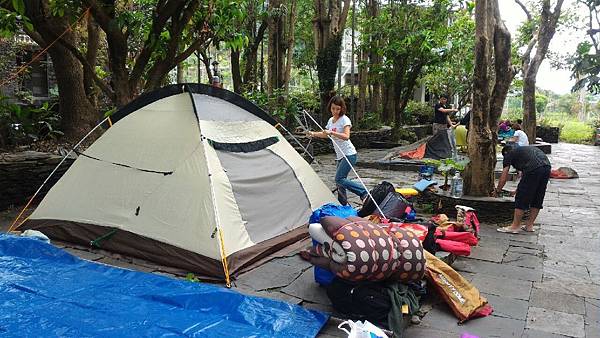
[218,228,232,288]
[275,122,320,165]
[301,109,388,220]
[8,116,110,233]
[0,8,90,89]
[90,229,117,248]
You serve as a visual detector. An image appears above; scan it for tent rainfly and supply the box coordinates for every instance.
[21,84,336,281]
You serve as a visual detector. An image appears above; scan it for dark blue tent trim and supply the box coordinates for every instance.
[0,235,328,337]
[108,83,277,126]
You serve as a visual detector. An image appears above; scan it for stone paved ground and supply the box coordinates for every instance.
[1,143,599,338]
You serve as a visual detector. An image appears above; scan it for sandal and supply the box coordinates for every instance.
[520,225,536,233]
[497,226,521,234]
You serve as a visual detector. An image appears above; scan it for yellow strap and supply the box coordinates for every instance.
[217,228,231,288]
[107,116,113,127]
[274,123,281,129]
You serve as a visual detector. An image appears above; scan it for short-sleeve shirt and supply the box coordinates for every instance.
[433,103,448,124]
[503,146,550,173]
[326,115,357,160]
[513,130,529,146]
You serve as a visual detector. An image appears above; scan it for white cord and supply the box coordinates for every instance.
[302,110,387,220]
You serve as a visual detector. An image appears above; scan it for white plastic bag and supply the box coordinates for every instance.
[338,320,388,338]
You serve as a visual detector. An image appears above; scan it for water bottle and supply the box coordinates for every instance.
[451,172,463,198]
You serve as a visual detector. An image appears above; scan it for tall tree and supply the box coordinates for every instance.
[0,1,99,140]
[571,0,600,94]
[515,0,565,143]
[464,0,514,196]
[313,0,351,121]
[363,0,451,136]
[423,8,475,109]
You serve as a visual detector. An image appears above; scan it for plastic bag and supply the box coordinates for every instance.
[338,320,388,338]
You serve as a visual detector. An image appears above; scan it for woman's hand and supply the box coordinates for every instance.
[324,130,333,137]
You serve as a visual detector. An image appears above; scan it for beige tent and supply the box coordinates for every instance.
[22,84,335,280]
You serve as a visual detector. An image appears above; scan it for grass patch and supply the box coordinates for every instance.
[560,121,594,144]
[539,113,595,144]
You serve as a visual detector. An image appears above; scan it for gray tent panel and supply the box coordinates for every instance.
[192,93,262,122]
[215,148,311,243]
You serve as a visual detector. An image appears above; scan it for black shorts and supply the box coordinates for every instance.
[515,165,551,210]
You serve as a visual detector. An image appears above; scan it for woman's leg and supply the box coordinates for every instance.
[334,154,368,198]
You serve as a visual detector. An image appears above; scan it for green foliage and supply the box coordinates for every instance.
[424,157,470,173]
[561,121,594,144]
[243,89,320,124]
[391,128,417,143]
[422,9,475,106]
[355,111,384,130]
[0,96,62,146]
[185,273,200,282]
[535,93,548,115]
[405,100,433,124]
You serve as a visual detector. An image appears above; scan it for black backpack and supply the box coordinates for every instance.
[326,278,391,328]
[358,181,396,217]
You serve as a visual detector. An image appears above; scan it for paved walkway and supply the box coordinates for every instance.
[307,143,600,337]
[1,143,599,337]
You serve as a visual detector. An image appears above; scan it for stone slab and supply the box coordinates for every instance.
[502,251,542,269]
[534,279,600,300]
[468,246,506,263]
[481,292,529,320]
[526,307,585,338]
[543,261,592,284]
[420,303,525,337]
[530,288,585,315]
[453,258,542,282]
[521,329,572,338]
[236,260,306,291]
[471,274,532,301]
[586,298,600,326]
[95,257,155,273]
[508,245,541,256]
[62,247,103,261]
[281,268,330,305]
[403,326,458,338]
[587,323,600,338]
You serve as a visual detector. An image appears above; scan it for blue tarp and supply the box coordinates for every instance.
[0,235,328,337]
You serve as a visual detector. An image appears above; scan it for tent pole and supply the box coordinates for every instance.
[8,117,111,233]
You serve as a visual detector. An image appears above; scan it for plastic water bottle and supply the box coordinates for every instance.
[451,172,463,198]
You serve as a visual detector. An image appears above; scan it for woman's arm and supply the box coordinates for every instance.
[307,131,328,139]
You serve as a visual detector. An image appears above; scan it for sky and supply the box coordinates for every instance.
[498,0,587,95]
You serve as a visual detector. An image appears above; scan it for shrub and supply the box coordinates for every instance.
[0,96,62,147]
[405,101,433,125]
[560,121,594,144]
[355,111,384,130]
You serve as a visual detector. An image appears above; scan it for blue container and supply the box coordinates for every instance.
[419,165,435,180]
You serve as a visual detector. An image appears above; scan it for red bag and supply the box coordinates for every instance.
[435,239,471,256]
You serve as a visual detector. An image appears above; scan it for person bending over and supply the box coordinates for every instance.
[493,145,551,233]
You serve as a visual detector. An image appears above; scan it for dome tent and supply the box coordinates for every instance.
[21,84,336,280]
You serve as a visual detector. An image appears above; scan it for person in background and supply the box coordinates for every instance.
[308,95,368,205]
[508,123,529,146]
[493,145,551,233]
[433,95,458,134]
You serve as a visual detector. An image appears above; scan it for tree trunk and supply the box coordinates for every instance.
[464,0,514,196]
[283,0,298,94]
[519,0,564,142]
[176,63,185,83]
[231,48,242,93]
[48,48,98,141]
[313,0,351,122]
[24,1,98,141]
[267,0,285,96]
[522,76,536,142]
[357,49,367,120]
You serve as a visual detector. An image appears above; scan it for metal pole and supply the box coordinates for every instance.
[350,0,356,119]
